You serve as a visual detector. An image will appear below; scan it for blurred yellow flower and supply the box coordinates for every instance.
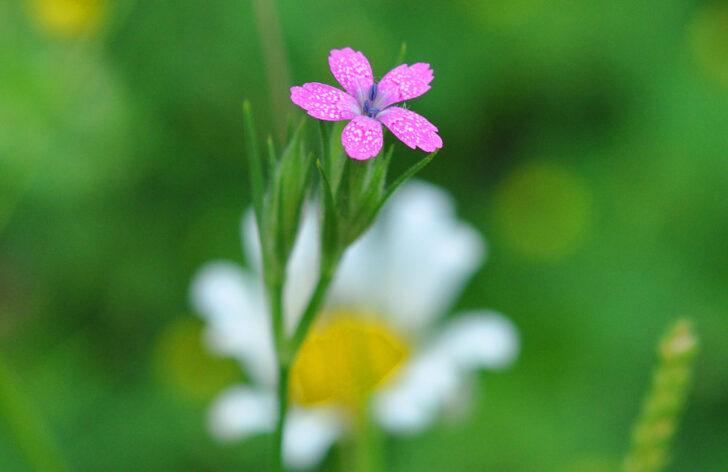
[291,312,409,407]
[689,2,728,86]
[28,0,104,37]
[493,161,592,262]
[192,182,520,469]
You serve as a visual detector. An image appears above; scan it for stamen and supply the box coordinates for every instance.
[363,99,381,118]
[369,83,378,102]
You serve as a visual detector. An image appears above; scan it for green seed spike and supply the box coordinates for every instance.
[622,320,698,472]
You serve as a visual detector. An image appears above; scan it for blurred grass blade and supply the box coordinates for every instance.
[0,356,72,472]
[395,42,407,66]
[243,100,265,226]
[622,319,698,472]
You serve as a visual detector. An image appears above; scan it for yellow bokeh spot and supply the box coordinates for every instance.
[689,3,728,86]
[153,318,241,401]
[29,0,104,37]
[493,161,592,262]
[291,311,409,407]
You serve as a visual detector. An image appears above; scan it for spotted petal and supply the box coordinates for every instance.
[328,47,374,99]
[341,115,383,160]
[378,107,442,153]
[378,63,434,108]
[290,83,359,121]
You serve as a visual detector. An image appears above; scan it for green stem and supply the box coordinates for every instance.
[0,355,72,472]
[351,403,383,472]
[288,269,335,356]
[272,362,290,472]
[268,280,285,357]
[267,276,288,472]
[270,264,338,471]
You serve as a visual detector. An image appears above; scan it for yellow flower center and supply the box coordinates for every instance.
[29,0,103,37]
[290,311,409,407]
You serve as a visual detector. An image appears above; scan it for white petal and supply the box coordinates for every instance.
[208,386,276,441]
[190,262,277,387]
[283,204,321,335]
[241,210,263,273]
[283,407,342,470]
[373,352,460,435]
[433,311,520,370]
[372,313,518,435]
[241,205,321,336]
[330,181,485,333]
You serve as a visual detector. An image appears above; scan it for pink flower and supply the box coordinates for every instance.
[290,47,443,160]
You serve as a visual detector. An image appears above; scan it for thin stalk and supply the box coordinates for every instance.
[269,262,339,471]
[288,269,335,356]
[351,402,383,472]
[251,0,293,141]
[272,362,291,472]
[268,280,286,360]
[266,274,288,471]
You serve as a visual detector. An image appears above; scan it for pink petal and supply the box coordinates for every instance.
[341,116,383,160]
[290,83,359,121]
[378,107,443,153]
[328,48,374,99]
[378,63,434,108]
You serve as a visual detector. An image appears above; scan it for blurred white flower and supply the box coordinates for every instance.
[191,181,519,469]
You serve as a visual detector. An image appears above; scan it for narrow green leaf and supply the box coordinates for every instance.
[285,113,298,143]
[316,159,340,258]
[377,150,438,214]
[326,122,347,196]
[266,135,277,178]
[318,121,331,164]
[352,145,394,224]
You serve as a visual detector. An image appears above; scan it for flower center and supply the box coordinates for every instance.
[290,310,409,407]
[362,84,382,118]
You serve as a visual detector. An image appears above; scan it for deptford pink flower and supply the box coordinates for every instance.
[290,47,443,160]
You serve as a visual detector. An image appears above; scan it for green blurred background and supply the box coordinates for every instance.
[1,0,727,470]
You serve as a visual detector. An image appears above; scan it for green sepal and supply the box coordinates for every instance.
[318,145,437,263]
[243,102,312,288]
[316,159,341,272]
[266,118,310,268]
[319,121,347,197]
